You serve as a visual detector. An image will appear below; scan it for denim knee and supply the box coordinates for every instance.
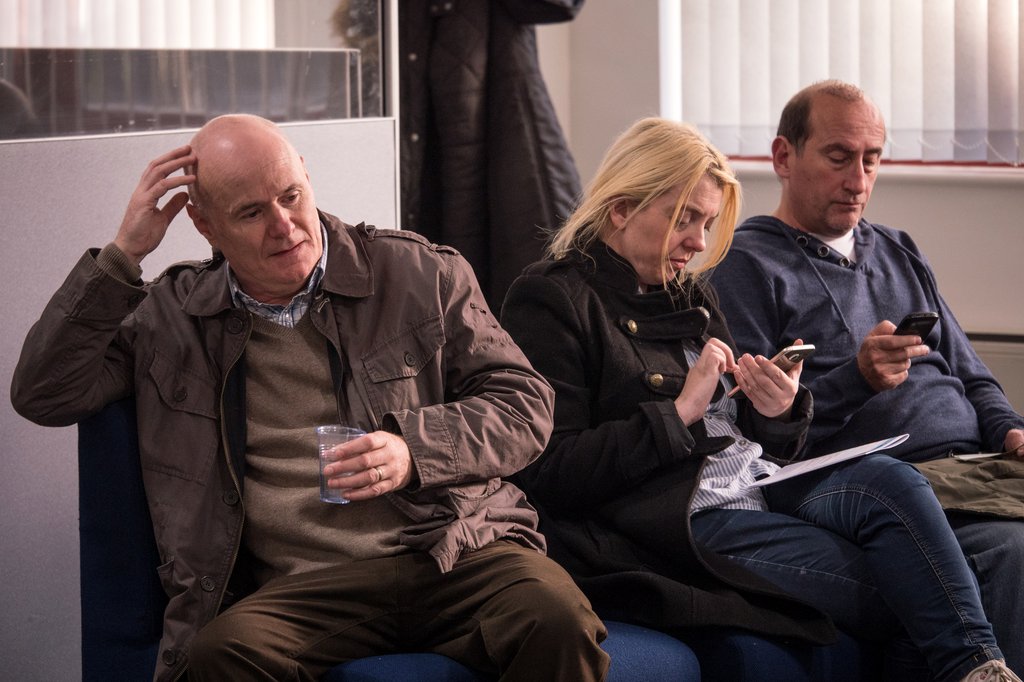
[839,454,932,500]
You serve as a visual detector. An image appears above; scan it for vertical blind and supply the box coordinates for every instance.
[0,0,275,49]
[661,0,1023,165]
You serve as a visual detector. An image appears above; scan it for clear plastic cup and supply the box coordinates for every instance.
[316,425,366,504]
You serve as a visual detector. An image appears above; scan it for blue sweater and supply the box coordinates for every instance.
[710,215,1024,461]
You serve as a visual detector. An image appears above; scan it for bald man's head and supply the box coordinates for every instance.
[184,114,324,305]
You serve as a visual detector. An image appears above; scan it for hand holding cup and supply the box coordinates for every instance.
[317,425,367,504]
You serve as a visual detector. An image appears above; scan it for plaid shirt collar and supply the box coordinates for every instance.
[227,224,329,328]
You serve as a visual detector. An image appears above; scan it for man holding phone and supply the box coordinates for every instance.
[710,80,1024,672]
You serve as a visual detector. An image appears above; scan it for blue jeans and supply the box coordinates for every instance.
[948,512,1024,674]
[691,454,1001,682]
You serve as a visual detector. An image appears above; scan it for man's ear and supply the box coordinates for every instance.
[771,136,794,179]
[187,203,218,248]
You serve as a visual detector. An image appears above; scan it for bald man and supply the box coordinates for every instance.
[12,115,608,682]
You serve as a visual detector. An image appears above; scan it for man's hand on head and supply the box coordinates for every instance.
[113,145,197,267]
[857,320,931,392]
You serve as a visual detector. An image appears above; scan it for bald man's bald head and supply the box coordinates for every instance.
[183,113,322,305]
[188,115,301,210]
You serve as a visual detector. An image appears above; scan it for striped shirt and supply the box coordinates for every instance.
[228,225,329,328]
[686,348,779,515]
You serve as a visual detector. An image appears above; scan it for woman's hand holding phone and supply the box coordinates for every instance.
[729,341,811,419]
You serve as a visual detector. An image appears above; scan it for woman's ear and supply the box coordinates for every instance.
[609,197,633,231]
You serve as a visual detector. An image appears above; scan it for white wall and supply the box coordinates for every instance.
[0,118,396,681]
[556,0,662,180]
[537,6,1024,411]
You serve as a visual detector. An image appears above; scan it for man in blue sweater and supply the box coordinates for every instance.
[711,79,1024,673]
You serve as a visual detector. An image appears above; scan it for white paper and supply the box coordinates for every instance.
[749,434,910,487]
[951,451,1009,461]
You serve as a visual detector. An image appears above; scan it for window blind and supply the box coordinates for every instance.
[661,0,1023,165]
[0,0,275,49]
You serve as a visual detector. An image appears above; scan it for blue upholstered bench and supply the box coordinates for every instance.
[79,399,880,681]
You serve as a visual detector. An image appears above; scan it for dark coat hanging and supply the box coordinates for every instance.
[399,0,584,309]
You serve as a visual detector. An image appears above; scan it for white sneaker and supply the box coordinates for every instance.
[962,660,1022,682]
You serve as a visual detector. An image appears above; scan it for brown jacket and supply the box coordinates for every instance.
[12,214,554,682]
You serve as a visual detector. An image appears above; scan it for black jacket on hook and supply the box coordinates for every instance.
[399,0,584,309]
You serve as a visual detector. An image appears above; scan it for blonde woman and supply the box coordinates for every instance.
[501,118,1017,682]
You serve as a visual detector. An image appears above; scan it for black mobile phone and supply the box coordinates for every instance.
[770,343,816,371]
[728,344,815,396]
[894,311,938,338]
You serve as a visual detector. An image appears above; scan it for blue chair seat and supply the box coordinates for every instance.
[326,621,700,681]
[683,628,880,682]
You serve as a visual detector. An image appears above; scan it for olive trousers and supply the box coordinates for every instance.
[188,540,609,682]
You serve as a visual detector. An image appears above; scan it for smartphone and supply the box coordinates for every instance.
[894,311,938,338]
[728,344,815,396]
[769,343,816,371]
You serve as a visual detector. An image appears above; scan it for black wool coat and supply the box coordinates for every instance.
[399,0,584,309]
[501,245,837,644]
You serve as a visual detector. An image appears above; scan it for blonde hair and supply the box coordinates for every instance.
[549,117,740,283]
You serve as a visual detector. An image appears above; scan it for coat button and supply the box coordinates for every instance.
[200,576,216,592]
[648,373,664,388]
[839,257,851,267]
[626,319,638,334]
[403,352,417,367]
[796,235,809,247]
[162,649,178,665]
[172,386,187,402]
[222,490,239,506]
[817,245,830,258]
[227,317,245,334]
